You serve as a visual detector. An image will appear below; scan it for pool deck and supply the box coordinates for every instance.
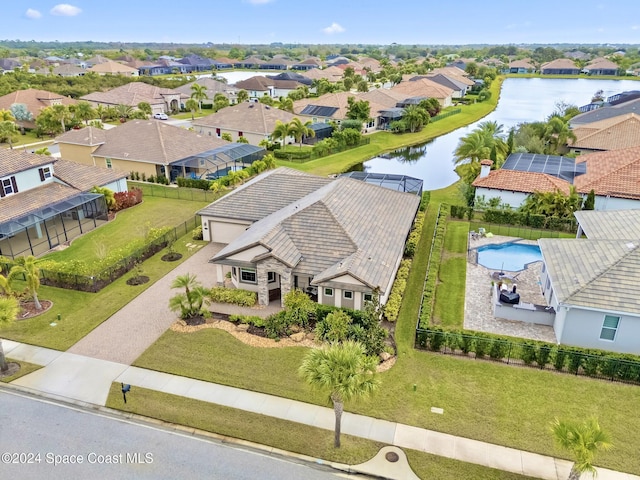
[464,235,557,343]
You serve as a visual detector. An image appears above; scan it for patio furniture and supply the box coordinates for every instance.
[478,227,486,237]
[470,230,479,240]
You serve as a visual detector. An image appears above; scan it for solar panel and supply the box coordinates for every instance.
[300,105,339,117]
[502,153,586,184]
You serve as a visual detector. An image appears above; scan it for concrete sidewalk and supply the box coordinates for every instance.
[4,339,638,480]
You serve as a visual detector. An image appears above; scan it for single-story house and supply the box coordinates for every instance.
[538,209,640,354]
[390,78,454,108]
[198,167,420,309]
[87,60,139,76]
[507,60,536,74]
[473,147,640,210]
[0,149,127,258]
[0,88,77,130]
[233,76,275,100]
[54,121,259,181]
[173,78,239,106]
[582,57,620,76]
[178,54,216,72]
[291,58,323,71]
[569,113,640,153]
[300,66,345,83]
[193,102,299,145]
[80,82,185,115]
[425,73,469,98]
[540,59,580,75]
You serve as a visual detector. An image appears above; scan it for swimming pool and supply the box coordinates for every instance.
[476,242,542,271]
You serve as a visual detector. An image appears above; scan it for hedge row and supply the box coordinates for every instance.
[404,211,425,258]
[417,327,640,384]
[482,209,576,232]
[210,287,257,307]
[450,204,474,220]
[383,259,412,322]
[418,204,449,329]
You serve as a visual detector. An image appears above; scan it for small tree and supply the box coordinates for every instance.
[283,288,316,329]
[299,341,380,447]
[169,273,209,320]
[15,255,42,310]
[91,186,116,211]
[221,132,233,142]
[0,120,19,149]
[583,189,595,211]
[551,417,612,480]
[0,296,20,372]
[185,98,198,120]
[10,103,33,134]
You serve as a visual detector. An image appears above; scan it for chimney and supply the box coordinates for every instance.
[480,159,493,178]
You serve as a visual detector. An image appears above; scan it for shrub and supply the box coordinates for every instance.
[404,211,425,258]
[521,342,537,365]
[474,335,491,358]
[114,188,143,211]
[283,289,316,329]
[264,311,294,339]
[209,287,256,307]
[428,329,446,352]
[489,338,508,360]
[384,259,412,321]
[553,349,567,371]
[192,225,203,240]
[536,344,552,367]
[315,310,352,343]
[229,314,265,328]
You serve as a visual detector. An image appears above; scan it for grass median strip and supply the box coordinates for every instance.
[0,359,42,383]
[104,383,536,480]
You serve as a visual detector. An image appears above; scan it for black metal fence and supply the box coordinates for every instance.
[430,108,461,123]
[416,328,640,385]
[129,183,221,202]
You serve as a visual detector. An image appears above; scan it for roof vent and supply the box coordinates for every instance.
[265,106,270,109]
[249,104,254,108]
[626,242,636,249]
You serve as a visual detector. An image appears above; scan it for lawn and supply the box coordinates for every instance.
[42,196,208,264]
[104,384,536,480]
[0,359,42,382]
[1,234,208,351]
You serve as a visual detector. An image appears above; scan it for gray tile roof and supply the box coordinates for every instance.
[192,102,298,135]
[0,149,53,177]
[210,168,420,294]
[575,210,640,240]
[539,238,640,314]
[55,126,107,146]
[570,98,640,126]
[197,167,331,222]
[92,120,229,165]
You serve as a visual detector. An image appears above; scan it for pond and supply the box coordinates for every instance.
[359,77,640,191]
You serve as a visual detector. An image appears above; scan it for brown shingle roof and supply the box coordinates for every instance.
[87,60,139,75]
[472,169,572,195]
[584,57,620,71]
[93,120,230,165]
[193,102,298,135]
[571,113,640,151]
[541,58,579,71]
[390,78,454,101]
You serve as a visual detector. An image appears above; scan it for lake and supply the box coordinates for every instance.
[360,77,640,191]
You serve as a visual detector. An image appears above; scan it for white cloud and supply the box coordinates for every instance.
[244,0,273,4]
[632,25,640,30]
[25,8,42,19]
[50,4,82,16]
[323,22,345,35]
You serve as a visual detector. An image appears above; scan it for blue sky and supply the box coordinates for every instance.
[3,1,640,45]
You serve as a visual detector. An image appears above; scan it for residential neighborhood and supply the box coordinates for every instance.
[2,21,640,480]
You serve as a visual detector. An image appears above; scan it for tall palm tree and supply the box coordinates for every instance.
[50,104,71,132]
[190,83,209,111]
[185,98,199,120]
[544,116,577,154]
[74,101,95,125]
[278,97,294,113]
[454,131,491,165]
[299,341,380,448]
[15,255,42,310]
[271,120,291,148]
[115,104,133,122]
[0,296,20,372]
[551,417,613,480]
[288,117,315,148]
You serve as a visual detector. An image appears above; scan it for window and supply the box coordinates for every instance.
[232,267,237,279]
[600,315,620,341]
[240,268,256,284]
[268,272,276,283]
[343,290,353,300]
[364,293,373,302]
[105,158,112,169]
[38,167,52,181]
[216,128,221,138]
[238,131,243,138]
[1,176,18,197]
[324,288,333,297]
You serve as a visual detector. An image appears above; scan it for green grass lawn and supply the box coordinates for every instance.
[104,384,536,480]
[42,196,208,264]
[0,359,42,382]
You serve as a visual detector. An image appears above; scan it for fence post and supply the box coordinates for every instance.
[507,343,512,364]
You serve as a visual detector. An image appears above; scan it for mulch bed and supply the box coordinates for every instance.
[161,253,183,262]
[18,300,53,320]
[126,276,150,286]
[0,362,20,379]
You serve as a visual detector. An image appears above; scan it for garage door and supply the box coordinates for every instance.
[209,220,249,244]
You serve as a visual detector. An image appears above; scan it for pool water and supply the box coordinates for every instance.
[476,243,542,271]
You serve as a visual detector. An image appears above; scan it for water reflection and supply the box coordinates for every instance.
[362,77,640,191]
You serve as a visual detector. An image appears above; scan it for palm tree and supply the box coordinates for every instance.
[551,417,613,480]
[288,117,315,148]
[544,116,577,154]
[170,273,203,318]
[74,101,95,125]
[0,296,20,372]
[190,83,209,111]
[115,104,133,122]
[0,265,24,297]
[299,341,380,448]
[271,120,291,148]
[34,147,51,156]
[278,97,294,113]
[50,104,71,132]
[454,131,491,165]
[185,98,199,120]
[15,255,42,310]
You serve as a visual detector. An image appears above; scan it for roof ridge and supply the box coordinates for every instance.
[566,240,640,301]
[156,121,169,164]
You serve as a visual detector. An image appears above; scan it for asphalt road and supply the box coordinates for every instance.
[0,389,351,480]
